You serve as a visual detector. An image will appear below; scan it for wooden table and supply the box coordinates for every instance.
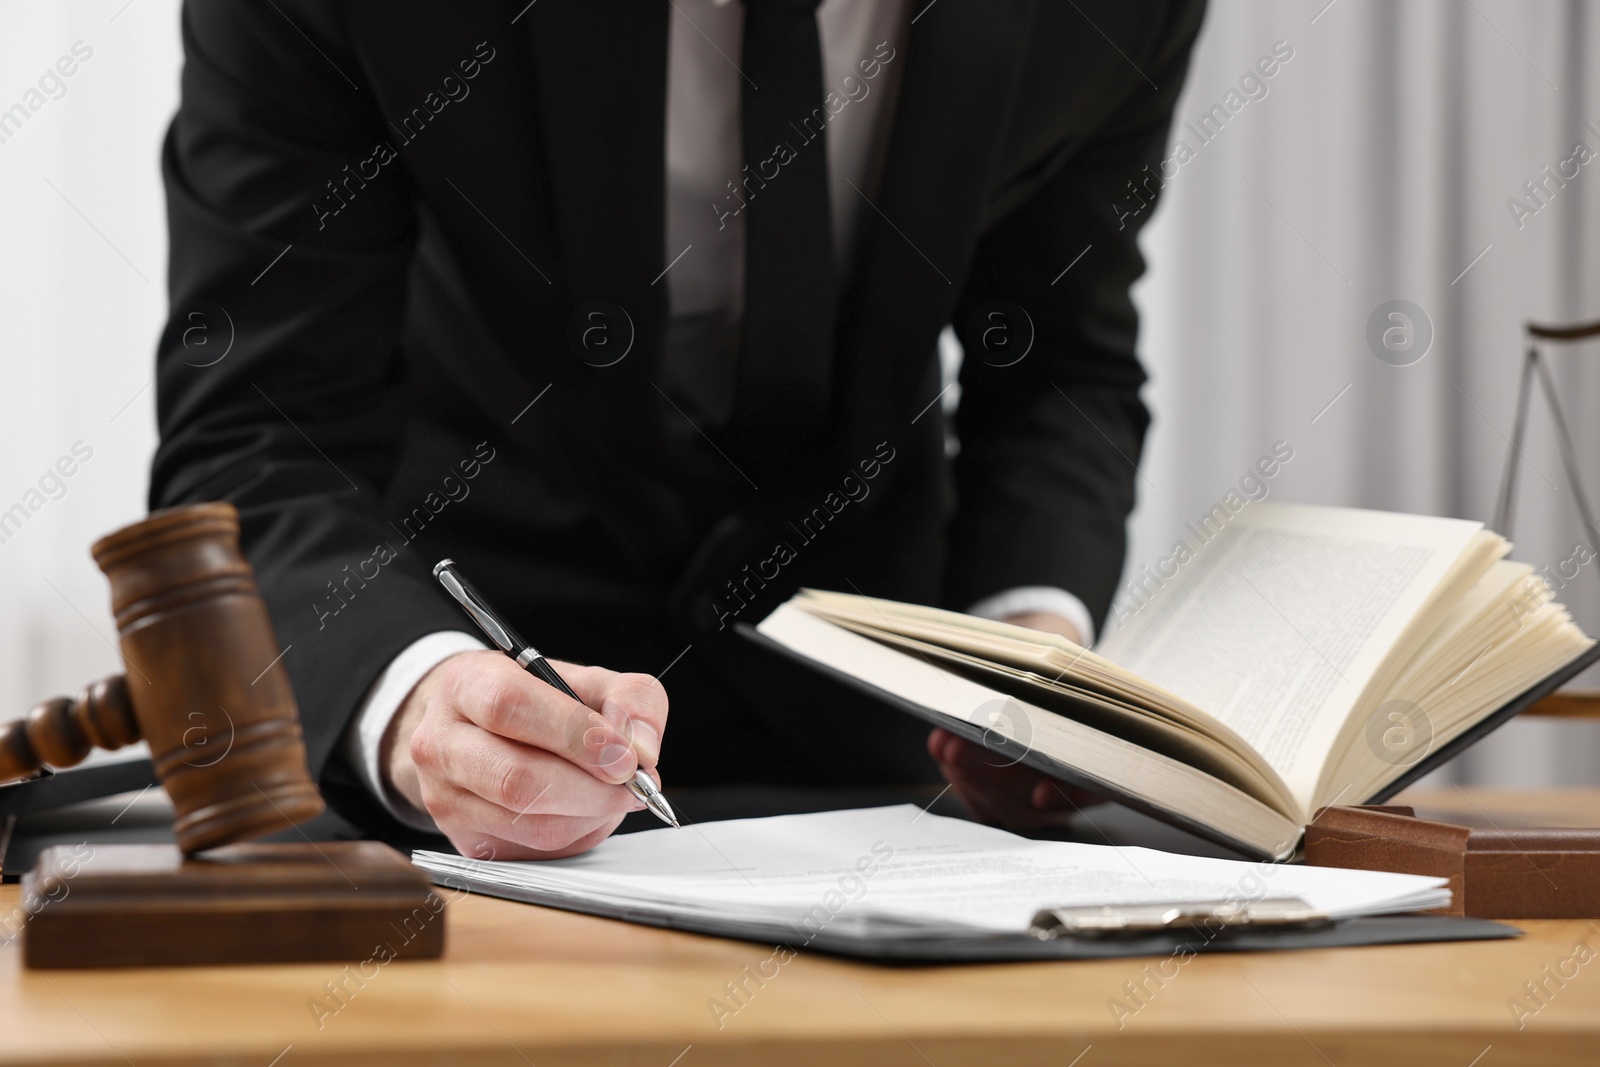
[5,789,1600,1066]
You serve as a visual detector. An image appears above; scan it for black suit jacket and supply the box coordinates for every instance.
[151,0,1205,827]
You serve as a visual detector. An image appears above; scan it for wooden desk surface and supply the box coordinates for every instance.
[5,789,1600,1067]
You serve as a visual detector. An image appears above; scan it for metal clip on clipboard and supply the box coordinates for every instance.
[1028,897,1333,939]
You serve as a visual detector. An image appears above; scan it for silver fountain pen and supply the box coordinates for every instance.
[432,558,679,828]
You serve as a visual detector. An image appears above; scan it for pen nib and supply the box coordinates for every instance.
[627,770,679,829]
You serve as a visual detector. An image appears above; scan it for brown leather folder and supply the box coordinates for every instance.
[1304,805,1600,919]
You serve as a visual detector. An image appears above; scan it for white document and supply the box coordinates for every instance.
[414,806,1449,941]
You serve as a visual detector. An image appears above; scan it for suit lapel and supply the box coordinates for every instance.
[509,2,726,576]
[519,1,670,389]
[834,0,1036,459]
[370,1,686,576]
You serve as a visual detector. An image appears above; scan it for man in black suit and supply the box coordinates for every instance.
[152,0,1205,857]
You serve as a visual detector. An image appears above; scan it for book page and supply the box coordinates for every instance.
[415,806,1449,939]
[1320,577,1595,804]
[793,590,1294,806]
[807,616,1289,808]
[1095,505,1484,809]
[758,604,1300,852]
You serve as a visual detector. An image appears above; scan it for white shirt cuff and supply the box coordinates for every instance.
[342,630,487,833]
[966,586,1096,647]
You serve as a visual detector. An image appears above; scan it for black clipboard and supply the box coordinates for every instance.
[425,867,1519,963]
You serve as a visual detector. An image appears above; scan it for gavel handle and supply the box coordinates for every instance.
[0,675,140,784]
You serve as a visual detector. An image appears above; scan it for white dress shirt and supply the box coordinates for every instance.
[344,0,1094,830]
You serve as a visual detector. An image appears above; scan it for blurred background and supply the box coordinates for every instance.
[1,0,1596,786]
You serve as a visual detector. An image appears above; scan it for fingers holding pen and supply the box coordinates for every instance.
[555,661,669,769]
[442,653,642,785]
[428,721,648,820]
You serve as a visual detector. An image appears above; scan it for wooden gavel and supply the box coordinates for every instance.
[0,503,323,853]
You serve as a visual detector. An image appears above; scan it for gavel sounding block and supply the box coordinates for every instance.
[22,841,445,968]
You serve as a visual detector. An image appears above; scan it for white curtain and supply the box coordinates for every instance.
[2,0,1595,785]
[0,2,175,716]
[1129,0,1600,786]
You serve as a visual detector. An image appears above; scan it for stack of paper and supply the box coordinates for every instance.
[413,806,1449,945]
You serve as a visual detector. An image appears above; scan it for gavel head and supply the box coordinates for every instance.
[0,503,324,853]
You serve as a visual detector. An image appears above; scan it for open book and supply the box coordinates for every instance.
[414,805,1464,961]
[754,504,1599,859]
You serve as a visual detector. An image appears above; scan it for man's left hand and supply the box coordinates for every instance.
[926,612,1104,832]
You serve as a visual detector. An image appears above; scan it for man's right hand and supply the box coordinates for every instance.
[380,650,668,860]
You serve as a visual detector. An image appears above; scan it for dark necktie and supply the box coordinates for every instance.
[725,0,837,480]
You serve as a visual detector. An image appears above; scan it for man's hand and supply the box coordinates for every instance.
[928,611,1102,831]
[381,650,667,860]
